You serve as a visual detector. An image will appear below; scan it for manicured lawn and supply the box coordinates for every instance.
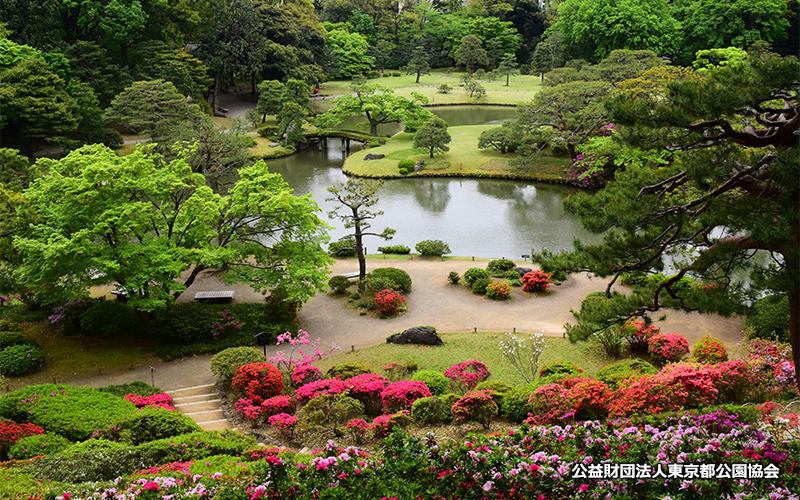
[315,331,612,387]
[342,125,570,181]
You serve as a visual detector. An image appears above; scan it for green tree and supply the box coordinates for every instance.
[414,116,451,158]
[324,29,374,77]
[478,120,519,153]
[255,80,285,122]
[103,79,202,136]
[65,41,131,107]
[14,144,332,309]
[454,34,489,74]
[326,178,395,282]
[530,31,565,79]
[497,53,519,86]
[403,46,431,83]
[68,81,123,147]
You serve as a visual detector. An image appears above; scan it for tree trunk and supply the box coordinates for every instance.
[567,142,578,162]
[121,42,129,67]
[790,290,800,394]
[429,147,434,158]
[506,74,510,86]
[211,69,221,115]
[353,207,367,291]
[251,73,256,98]
[416,72,420,83]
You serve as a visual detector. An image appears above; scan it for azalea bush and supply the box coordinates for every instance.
[485,281,511,300]
[291,364,324,387]
[346,373,390,416]
[0,420,44,460]
[345,418,370,443]
[268,330,338,381]
[410,370,448,396]
[443,360,491,394]
[620,318,660,352]
[451,390,498,429]
[647,332,689,363]
[295,378,349,406]
[326,363,373,380]
[525,382,574,425]
[597,358,659,389]
[372,410,412,438]
[521,270,553,292]
[692,336,729,364]
[268,413,298,440]
[0,344,46,376]
[374,289,405,316]
[380,380,432,413]
[261,394,296,417]
[234,398,264,424]
[230,362,283,405]
[123,393,175,411]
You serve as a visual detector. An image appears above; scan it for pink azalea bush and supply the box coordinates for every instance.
[295,378,348,406]
[234,398,264,423]
[372,410,412,438]
[380,380,432,413]
[123,393,175,411]
[346,373,390,416]
[443,360,491,394]
[451,390,498,429]
[268,413,298,440]
[345,418,370,443]
[374,289,405,316]
[620,318,659,352]
[692,336,728,364]
[291,365,324,387]
[261,394,296,416]
[525,383,575,425]
[647,332,689,363]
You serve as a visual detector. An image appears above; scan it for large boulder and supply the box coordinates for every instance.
[387,326,442,346]
[364,153,385,160]
[514,267,532,276]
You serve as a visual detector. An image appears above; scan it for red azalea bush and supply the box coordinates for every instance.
[647,332,689,363]
[521,270,553,292]
[268,413,298,440]
[230,362,284,405]
[608,373,689,418]
[525,383,574,425]
[346,373,390,416]
[451,390,498,429]
[714,359,761,403]
[0,420,45,459]
[123,393,175,411]
[620,319,660,352]
[261,395,296,416]
[374,289,406,316]
[372,410,412,438]
[443,360,491,394]
[485,281,511,300]
[345,418,370,443]
[235,398,264,423]
[692,336,728,364]
[568,378,611,421]
[660,362,721,407]
[381,380,432,413]
[291,365,324,388]
[295,378,349,406]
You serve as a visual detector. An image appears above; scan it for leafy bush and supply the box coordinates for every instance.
[525,383,575,425]
[381,380,433,413]
[8,433,70,460]
[211,347,264,385]
[0,319,21,333]
[463,267,490,285]
[415,239,451,257]
[0,332,40,350]
[443,360,491,394]
[593,326,625,358]
[410,396,444,424]
[47,297,97,336]
[596,359,659,389]
[372,410,412,438]
[648,332,690,363]
[485,281,511,300]
[292,365,324,387]
[326,363,374,380]
[368,267,412,293]
[230,362,283,405]
[377,245,411,255]
[295,378,349,406]
[297,393,364,432]
[539,361,584,378]
[346,418,370,443]
[261,395,296,416]
[345,373,389,416]
[411,370,449,396]
[79,300,143,339]
[0,420,44,459]
[569,378,611,420]
[0,344,46,376]
[437,83,451,94]
[471,277,492,295]
[521,270,553,292]
[374,289,406,316]
[398,159,414,175]
[487,259,516,276]
[692,336,729,364]
[328,236,358,257]
[621,319,659,352]
[328,275,352,294]
[745,295,789,342]
[451,390,498,429]
[447,271,460,284]
[116,407,201,445]
[97,381,161,398]
[475,380,513,395]
[499,384,536,422]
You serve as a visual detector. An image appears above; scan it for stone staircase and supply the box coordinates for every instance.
[168,383,236,432]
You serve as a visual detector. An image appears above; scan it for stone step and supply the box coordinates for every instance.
[174,400,222,412]
[172,393,219,404]
[184,408,225,422]
[167,383,217,398]
[200,419,235,431]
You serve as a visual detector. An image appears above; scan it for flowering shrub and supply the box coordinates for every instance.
[234,398,264,423]
[374,289,405,316]
[268,330,338,381]
[0,420,44,458]
[261,395,296,416]
[525,383,574,425]
[230,362,283,405]
[372,410,412,438]
[568,378,611,420]
[345,418,370,443]
[742,338,797,398]
[692,336,728,364]
[291,365,324,387]
[295,378,349,406]
[499,331,545,384]
[380,380,432,413]
[47,297,98,335]
[123,393,175,411]
[8,432,71,460]
[210,347,264,385]
[607,373,688,417]
[647,332,689,363]
[521,270,553,292]
[210,309,242,338]
[714,359,761,403]
[443,360,491,394]
[345,373,389,416]
[0,344,46,375]
[268,413,298,440]
[451,390,498,429]
[485,281,511,300]
[566,152,611,188]
[660,362,721,407]
[620,318,659,352]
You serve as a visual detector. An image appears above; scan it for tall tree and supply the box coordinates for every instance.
[454,34,489,74]
[326,179,395,282]
[103,79,202,136]
[414,116,451,158]
[530,30,565,79]
[497,52,519,86]
[402,45,431,83]
[324,29,374,77]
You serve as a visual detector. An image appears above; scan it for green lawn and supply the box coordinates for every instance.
[315,331,612,388]
[342,125,570,181]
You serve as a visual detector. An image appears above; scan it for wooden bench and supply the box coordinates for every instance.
[194,291,235,302]
[335,272,360,280]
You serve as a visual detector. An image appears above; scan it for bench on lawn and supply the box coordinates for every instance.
[194,290,235,302]
[335,272,360,280]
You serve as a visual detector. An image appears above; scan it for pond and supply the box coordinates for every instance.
[266,105,601,258]
[336,105,517,135]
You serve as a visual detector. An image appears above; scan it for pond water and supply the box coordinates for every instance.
[336,105,517,135]
[266,106,601,258]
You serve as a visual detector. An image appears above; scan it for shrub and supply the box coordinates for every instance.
[437,83,451,94]
[372,410,412,438]
[368,267,412,293]
[607,373,688,418]
[411,370,449,396]
[115,407,201,445]
[692,336,729,364]
[525,383,574,425]
[447,271,460,284]
[648,332,690,363]
[97,381,161,399]
[261,394,296,416]
[593,326,626,358]
[381,380,433,413]
[8,433,70,460]
[475,380,513,395]
[485,281,511,300]
[79,300,143,339]
[398,159,415,173]
[211,347,264,385]
[487,259,516,276]
[500,384,536,422]
[443,360,491,394]
[521,270,553,292]
[235,398,264,423]
[499,331,546,384]
[326,363,374,380]
[123,393,175,411]
[295,378,349,406]
[292,365,324,387]
[569,378,611,420]
[539,361,584,378]
[47,297,97,335]
[410,396,444,424]
[660,362,721,408]
[0,332,40,350]
[415,239,451,257]
[597,359,659,389]
[620,318,659,352]
[377,245,411,255]
[451,390,498,429]
[345,418,370,443]
[0,344,45,376]
[0,420,45,459]
[374,289,406,316]
[0,319,21,333]
[463,267,490,285]
[471,277,492,295]
[745,295,789,342]
[346,373,389,416]
[328,275,352,294]
[328,236,358,257]
[230,362,284,405]
[268,413,298,440]
[713,359,761,404]
[297,393,364,432]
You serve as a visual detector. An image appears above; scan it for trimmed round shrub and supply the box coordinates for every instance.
[500,384,536,422]
[378,245,411,255]
[745,295,789,342]
[438,393,460,422]
[0,344,45,376]
[444,360,491,394]
[372,410,412,438]
[452,390,498,429]
[261,395,296,416]
[398,159,415,174]
[471,277,492,295]
[0,332,40,350]
[297,393,364,431]
[692,336,729,364]
[211,347,265,385]
[116,407,201,445]
[597,359,659,389]
[381,380,433,413]
[230,362,284,405]
[328,275,352,294]
[487,259,516,276]
[295,378,349,406]
[539,361,584,378]
[648,332,690,363]
[463,267,490,285]
[447,271,460,284]
[525,383,574,425]
[410,396,444,424]
[345,373,389,416]
[9,433,71,460]
[326,363,374,380]
[367,267,412,293]
[411,370,449,396]
[374,289,406,316]
[415,239,451,257]
[291,365,324,387]
[521,270,554,292]
[475,380,513,394]
[485,281,511,300]
[569,378,611,420]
